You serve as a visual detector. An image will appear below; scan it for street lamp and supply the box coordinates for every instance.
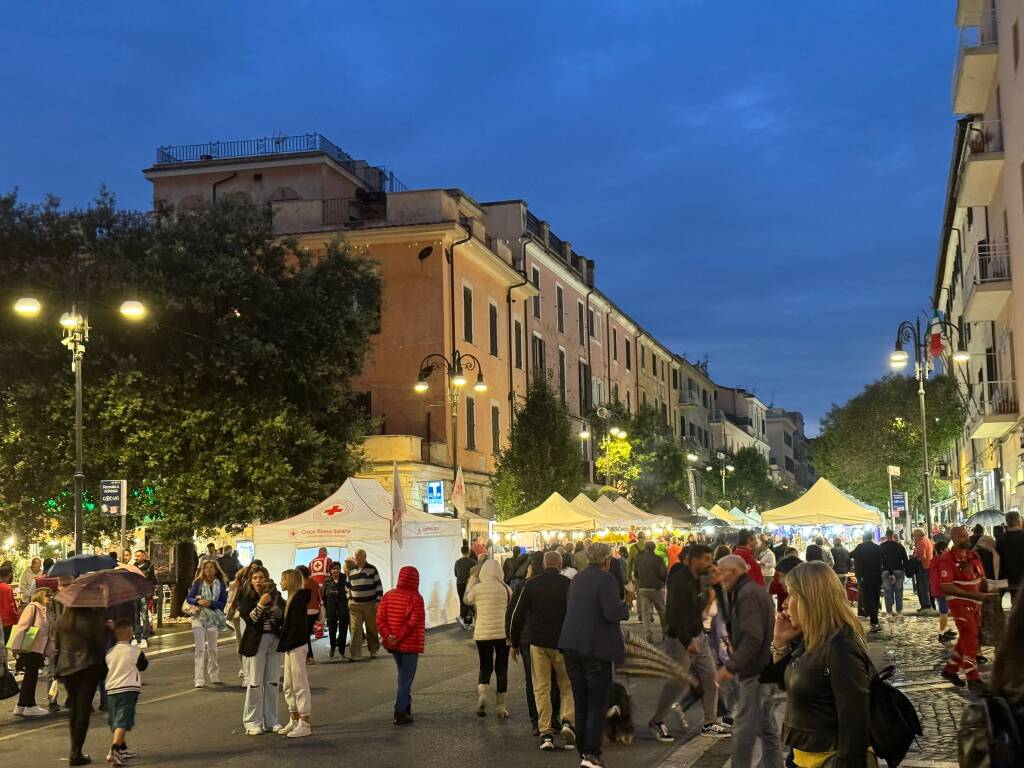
[413,349,486,487]
[891,315,968,537]
[715,451,735,496]
[13,294,147,554]
[684,448,700,516]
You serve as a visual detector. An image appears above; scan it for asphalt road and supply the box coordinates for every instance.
[1,621,688,768]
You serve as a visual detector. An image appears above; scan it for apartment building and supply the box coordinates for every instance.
[712,386,771,461]
[933,0,1024,517]
[766,408,815,490]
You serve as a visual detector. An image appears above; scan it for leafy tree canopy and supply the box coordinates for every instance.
[0,190,382,545]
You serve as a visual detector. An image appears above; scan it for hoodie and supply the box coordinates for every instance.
[464,558,512,641]
[377,566,425,654]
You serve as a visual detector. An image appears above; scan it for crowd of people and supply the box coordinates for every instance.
[2,514,1022,768]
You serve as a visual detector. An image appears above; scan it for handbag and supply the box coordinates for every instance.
[180,600,200,618]
[5,604,41,653]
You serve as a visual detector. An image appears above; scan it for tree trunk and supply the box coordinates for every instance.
[170,541,197,618]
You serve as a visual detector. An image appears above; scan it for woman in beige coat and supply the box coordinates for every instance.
[464,558,512,717]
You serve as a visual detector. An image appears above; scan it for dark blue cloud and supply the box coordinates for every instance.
[0,0,956,432]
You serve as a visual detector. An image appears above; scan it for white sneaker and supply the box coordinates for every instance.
[22,706,49,717]
[245,727,263,736]
[11,705,24,716]
[277,720,297,735]
[286,721,311,738]
[137,639,148,649]
[194,682,205,688]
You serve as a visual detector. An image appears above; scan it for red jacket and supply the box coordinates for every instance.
[734,546,765,587]
[0,583,19,629]
[377,566,425,654]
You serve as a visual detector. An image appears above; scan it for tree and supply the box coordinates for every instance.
[594,434,638,494]
[810,373,965,514]
[627,406,689,510]
[726,447,774,512]
[0,191,382,601]
[490,378,583,519]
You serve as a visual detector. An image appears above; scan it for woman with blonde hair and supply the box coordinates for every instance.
[767,560,876,768]
[277,569,312,738]
[11,587,52,716]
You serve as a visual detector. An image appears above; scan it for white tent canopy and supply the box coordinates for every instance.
[613,496,672,528]
[252,478,461,628]
[574,493,635,527]
[494,493,598,532]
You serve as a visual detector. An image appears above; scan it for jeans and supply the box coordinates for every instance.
[860,579,881,626]
[327,613,349,654]
[242,633,282,731]
[530,645,574,735]
[283,647,311,716]
[732,677,782,768]
[64,664,104,756]
[476,638,510,692]
[654,634,718,725]
[564,651,613,758]
[391,651,419,714]
[191,622,221,684]
[132,598,150,642]
[915,567,933,610]
[882,570,905,614]
[456,582,472,623]
[637,587,667,641]
[348,601,379,659]
[16,651,43,707]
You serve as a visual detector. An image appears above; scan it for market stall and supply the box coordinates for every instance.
[252,478,461,628]
[494,492,599,534]
[761,478,883,528]
[613,496,673,529]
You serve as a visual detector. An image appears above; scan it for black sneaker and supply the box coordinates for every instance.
[941,670,966,688]
[649,721,674,742]
[561,722,576,750]
[539,734,555,751]
[869,625,882,634]
[701,722,732,738]
[976,654,989,665]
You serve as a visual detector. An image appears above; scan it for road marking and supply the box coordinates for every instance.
[657,734,719,766]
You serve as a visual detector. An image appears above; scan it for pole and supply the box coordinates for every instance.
[917,356,932,536]
[73,347,84,556]
[887,469,895,531]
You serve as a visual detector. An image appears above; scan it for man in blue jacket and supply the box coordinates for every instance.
[558,542,629,768]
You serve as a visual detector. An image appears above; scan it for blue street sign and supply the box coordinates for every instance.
[891,492,907,513]
[100,479,127,518]
[426,480,444,515]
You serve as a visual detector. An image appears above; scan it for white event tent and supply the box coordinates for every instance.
[252,478,461,628]
[493,492,599,533]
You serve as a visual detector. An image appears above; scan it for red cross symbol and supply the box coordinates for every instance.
[323,505,343,517]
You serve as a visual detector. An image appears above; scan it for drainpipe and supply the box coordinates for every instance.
[605,310,612,401]
[447,219,473,353]
[211,172,237,203]
[507,236,530,408]
[584,290,594,411]
[634,333,641,407]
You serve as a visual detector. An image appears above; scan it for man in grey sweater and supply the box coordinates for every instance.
[631,541,668,642]
[715,555,781,768]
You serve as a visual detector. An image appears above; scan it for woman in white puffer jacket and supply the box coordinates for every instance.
[463,557,512,717]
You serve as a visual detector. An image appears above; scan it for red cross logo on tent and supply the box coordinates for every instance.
[323,504,342,517]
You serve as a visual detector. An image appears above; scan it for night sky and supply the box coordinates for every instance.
[1,1,956,432]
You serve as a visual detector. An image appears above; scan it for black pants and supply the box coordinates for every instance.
[456,582,472,623]
[476,639,509,692]
[564,650,613,759]
[327,613,349,653]
[17,651,43,707]
[305,613,317,658]
[64,664,104,756]
[861,579,881,626]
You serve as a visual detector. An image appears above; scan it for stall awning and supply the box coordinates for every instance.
[494,492,598,532]
[761,478,883,526]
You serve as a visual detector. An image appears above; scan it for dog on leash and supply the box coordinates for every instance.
[604,681,635,745]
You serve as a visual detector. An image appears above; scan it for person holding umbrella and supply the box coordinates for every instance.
[56,606,109,765]
[185,561,228,688]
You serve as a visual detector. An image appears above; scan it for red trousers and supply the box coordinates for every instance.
[943,600,981,680]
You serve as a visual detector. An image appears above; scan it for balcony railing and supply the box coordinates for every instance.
[525,210,543,237]
[969,380,1019,419]
[547,230,566,257]
[964,240,1011,294]
[679,390,700,407]
[963,119,1003,161]
[953,9,999,99]
[709,409,725,423]
[154,133,408,193]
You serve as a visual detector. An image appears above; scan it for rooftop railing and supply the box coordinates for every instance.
[953,8,999,95]
[154,133,407,193]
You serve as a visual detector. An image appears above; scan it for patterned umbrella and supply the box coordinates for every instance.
[54,569,154,608]
[48,554,117,578]
[617,632,699,690]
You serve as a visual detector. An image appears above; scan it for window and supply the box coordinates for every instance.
[652,352,657,374]
[466,396,476,450]
[642,390,647,407]
[785,456,795,472]
[612,328,618,361]
[594,378,605,406]
[577,301,585,344]
[784,432,793,447]
[532,334,546,378]
[531,267,541,319]
[558,348,567,404]
[672,369,678,389]
[689,422,696,438]
[703,430,709,448]
[462,286,473,343]
[662,402,668,424]
[626,390,632,413]
[578,360,591,414]
[491,405,501,454]
[611,382,618,403]
[514,320,523,369]
[681,417,687,435]
[587,307,597,339]
[488,303,499,357]
[702,390,709,408]
[641,346,646,371]
[625,340,632,370]
[556,286,565,333]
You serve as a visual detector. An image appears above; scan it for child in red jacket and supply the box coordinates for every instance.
[376,566,425,725]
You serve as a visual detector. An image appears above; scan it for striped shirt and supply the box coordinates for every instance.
[348,564,383,604]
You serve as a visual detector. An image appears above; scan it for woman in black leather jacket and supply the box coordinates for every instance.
[769,561,876,768]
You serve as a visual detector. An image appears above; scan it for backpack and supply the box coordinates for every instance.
[869,664,923,767]
[958,694,1024,768]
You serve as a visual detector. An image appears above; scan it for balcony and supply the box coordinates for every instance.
[952,10,999,114]
[968,380,1018,440]
[709,408,725,423]
[957,120,1004,207]
[679,390,700,408]
[964,241,1012,322]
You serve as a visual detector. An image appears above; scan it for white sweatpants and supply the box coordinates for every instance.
[191,623,221,685]
[283,647,311,717]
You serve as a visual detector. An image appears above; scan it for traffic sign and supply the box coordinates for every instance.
[887,465,901,477]
[891,492,907,513]
[100,479,127,518]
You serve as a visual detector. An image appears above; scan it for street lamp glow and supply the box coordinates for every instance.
[726,464,735,473]
[889,349,909,369]
[13,296,41,317]
[686,452,699,462]
[579,429,590,440]
[952,345,970,365]
[617,430,627,439]
[413,377,429,393]
[60,311,82,329]
[451,368,467,388]
[119,299,147,320]
[473,373,487,393]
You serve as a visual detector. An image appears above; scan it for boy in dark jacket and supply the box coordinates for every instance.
[377,566,425,725]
